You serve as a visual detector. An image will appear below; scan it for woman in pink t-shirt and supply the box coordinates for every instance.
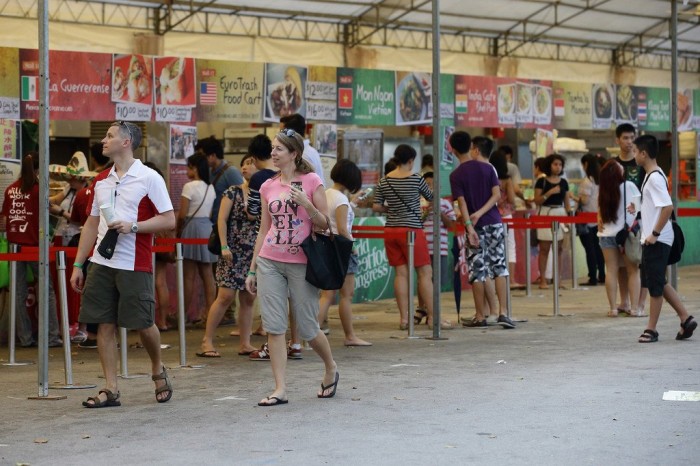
[245,129,338,406]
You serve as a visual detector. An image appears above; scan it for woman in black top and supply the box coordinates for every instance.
[534,154,572,289]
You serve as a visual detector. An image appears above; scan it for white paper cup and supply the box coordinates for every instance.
[631,195,641,213]
[100,204,115,223]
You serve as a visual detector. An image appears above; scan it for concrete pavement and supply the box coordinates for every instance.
[1,266,699,465]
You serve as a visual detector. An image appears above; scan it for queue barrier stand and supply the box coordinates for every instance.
[50,250,95,390]
[2,244,33,367]
[503,222,512,318]
[524,213,532,297]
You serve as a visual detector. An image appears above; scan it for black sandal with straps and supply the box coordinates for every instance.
[152,366,173,403]
[82,388,121,408]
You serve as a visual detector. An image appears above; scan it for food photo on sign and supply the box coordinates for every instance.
[264,63,307,122]
[112,54,153,105]
[616,85,638,124]
[592,83,615,129]
[678,89,693,131]
[395,71,432,126]
[154,57,196,107]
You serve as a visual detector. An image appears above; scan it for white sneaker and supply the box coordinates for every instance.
[71,330,88,343]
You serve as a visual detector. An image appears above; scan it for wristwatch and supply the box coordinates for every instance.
[131,222,139,234]
[652,230,660,237]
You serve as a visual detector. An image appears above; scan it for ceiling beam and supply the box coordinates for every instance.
[348,0,433,47]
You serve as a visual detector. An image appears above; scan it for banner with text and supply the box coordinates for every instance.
[337,68,395,126]
[195,59,264,123]
[20,49,114,121]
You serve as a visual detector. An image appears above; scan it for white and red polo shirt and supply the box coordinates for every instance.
[87,159,173,272]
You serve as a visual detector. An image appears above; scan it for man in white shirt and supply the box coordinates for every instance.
[280,113,326,186]
[632,134,696,343]
[71,121,176,407]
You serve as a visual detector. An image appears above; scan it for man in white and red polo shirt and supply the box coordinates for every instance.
[70,121,176,408]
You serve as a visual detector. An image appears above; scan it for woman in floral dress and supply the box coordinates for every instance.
[197,154,259,357]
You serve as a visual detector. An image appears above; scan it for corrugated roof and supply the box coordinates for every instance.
[3,0,699,67]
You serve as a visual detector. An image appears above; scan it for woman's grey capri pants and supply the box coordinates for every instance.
[255,256,321,341]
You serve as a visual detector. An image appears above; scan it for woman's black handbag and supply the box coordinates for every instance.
[207,224,220,256]
[300,216,353,290]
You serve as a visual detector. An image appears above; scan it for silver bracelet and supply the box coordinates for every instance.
[309,209,320,220]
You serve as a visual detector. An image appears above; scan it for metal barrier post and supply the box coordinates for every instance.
[3,244,32,366]
[524,213,532,297]
[175,242,188,366]
[504,222,512,318]
[570,215,579,290]
[406,231,419,338]
[50,251,95,390]
[551,221,560,316]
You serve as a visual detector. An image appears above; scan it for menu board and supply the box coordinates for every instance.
[637,86,670,132]
[195,59,263,123]
[306,65,337,122]
[153,57,196,122]
[337,67,395,126]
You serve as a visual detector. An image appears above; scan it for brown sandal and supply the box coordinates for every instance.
[152,366,173,403]
[82,388,121,408]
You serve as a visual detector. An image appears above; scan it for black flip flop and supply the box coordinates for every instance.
[676,316,697,341]
[318,372,339,398]
[196,351,221,358]
[258,396,288,406]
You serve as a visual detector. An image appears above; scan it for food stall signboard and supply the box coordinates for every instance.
[337,68,395,126]
[552,81,593,130]
[20,50,115,121]
[263,63,307,123]
[395,71,432,126]
[195,59,264,123]
[154,57,196,123]
[454,75,516,128]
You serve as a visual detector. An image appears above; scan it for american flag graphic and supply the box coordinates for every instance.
[200,82,217,105]
[638,102,647,121]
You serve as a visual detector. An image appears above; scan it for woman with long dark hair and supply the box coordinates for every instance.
[577,153,605,286]
[178,153,217,324]
[597,159,641,317]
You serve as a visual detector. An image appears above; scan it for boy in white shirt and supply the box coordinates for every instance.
[632,135,696,343]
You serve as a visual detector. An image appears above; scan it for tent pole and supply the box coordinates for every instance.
[670,0,678,290]
[430,0,444,340]
[36,0,50,398]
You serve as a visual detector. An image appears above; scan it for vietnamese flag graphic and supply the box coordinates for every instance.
[338,87,353,109]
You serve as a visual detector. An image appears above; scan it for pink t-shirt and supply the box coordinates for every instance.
[258,172,323,264]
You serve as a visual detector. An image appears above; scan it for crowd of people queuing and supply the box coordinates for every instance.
[1,117,695,408]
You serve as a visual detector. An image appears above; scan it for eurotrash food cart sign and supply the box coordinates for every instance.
[195,59,264,123]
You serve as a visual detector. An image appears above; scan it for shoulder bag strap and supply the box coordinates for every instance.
[180,184,211,234]
[385,177,424,225]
